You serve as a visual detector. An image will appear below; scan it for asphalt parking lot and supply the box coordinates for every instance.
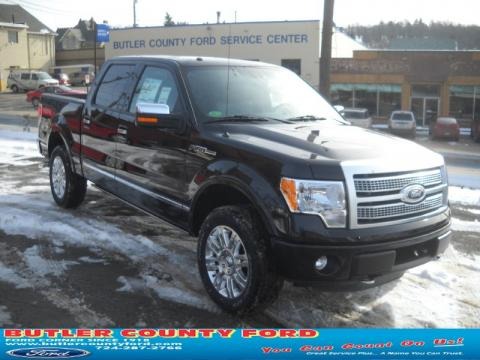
[0,90,479,328]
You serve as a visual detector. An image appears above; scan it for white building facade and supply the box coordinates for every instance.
[105,20,365,89]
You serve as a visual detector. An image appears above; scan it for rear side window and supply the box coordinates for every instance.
[392,113,413,121]
[438,117,457,125]
[21,73,30,80]
[129,66,182,114]
[94,64,136,111]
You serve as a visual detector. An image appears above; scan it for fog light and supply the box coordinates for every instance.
[315,256,328,271]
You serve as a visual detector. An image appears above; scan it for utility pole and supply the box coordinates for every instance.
[319,0,334,100]
[93,21,97,75]
[133,0,138,27]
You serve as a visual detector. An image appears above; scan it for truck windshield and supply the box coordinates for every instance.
[184,65,344,123]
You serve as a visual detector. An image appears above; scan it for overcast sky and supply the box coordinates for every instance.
[1,0,479,30]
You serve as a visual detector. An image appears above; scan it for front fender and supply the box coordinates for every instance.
[189,159,290,237]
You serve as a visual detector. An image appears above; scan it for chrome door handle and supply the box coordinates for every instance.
[117,126,128,135]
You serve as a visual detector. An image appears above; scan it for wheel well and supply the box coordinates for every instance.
[48,132,65,157]
[191,184,265,236]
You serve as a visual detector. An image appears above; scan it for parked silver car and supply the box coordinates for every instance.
[341,108,372,128]
[389,111,416,138]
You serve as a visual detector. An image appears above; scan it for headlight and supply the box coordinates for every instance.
[280,178,346,228]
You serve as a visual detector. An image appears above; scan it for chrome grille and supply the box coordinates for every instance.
[354,169,442,194]
[344,166,448,228]
[358,193,443,221]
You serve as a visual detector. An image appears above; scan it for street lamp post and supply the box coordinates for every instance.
[133,0,138,27]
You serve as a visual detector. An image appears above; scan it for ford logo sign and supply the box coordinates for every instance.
[7,348,90,359]
[400,184,426,204]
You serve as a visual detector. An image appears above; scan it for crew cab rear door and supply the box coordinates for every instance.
[112,63,190,228]
[80,63,138,193]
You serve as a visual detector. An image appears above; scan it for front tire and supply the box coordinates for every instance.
[49,146,87,208]
[197,205,283,314]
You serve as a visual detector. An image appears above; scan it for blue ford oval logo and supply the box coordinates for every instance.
[7,348,90,359]
[400,184,426,204]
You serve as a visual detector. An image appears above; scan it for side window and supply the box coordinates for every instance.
[129,66,182,114]
[94,64,136,111]
[32,74,39,80]
[21,73,30,80]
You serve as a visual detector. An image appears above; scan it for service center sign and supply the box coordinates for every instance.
[112,33,309,50]
[105,21,320,61]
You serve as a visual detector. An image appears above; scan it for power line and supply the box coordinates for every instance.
[5,0,79,16]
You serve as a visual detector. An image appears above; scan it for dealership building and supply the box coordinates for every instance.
[105,20,366,90]
[330,50,480,127]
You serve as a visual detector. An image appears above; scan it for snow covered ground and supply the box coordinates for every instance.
[0,130,479,328]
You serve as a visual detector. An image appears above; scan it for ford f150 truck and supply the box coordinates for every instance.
[39,56,451,314]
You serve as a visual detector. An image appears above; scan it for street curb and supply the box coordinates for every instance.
[438,151,480,162]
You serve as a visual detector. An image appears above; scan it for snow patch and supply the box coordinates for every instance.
[451,218,480,233]
[78,256,109,265]
[0,130,41,166]
[0,194,170,263]
[449,186,480,207]
[0,305,13,327]
[24,246,79,277]
[116,274,219,313]
[0,260,31,289]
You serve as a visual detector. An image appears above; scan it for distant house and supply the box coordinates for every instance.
[55,19,104,69]
[0,4,56,91]
[56,19,96,50]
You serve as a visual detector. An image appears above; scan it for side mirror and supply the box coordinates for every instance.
[135,102,184,130]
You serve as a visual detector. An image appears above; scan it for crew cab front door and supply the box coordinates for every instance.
[113,64,190,228]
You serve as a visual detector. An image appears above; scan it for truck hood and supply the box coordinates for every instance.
[210,122,443,165]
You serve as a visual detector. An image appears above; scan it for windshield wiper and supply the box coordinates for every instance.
[286,115,327,122]
[206,115,292,124]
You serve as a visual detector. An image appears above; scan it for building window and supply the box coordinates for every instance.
[8,31,19,44]
[378,84,402,117]
[449,85,480,123]
[281,59,301,76]
[354,84,377,116]
[331,83,401,117]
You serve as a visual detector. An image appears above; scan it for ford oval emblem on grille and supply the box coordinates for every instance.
[6,348,90,358]
[400,184,426,204]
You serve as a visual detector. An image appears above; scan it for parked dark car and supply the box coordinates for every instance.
[430,117,460,141]
[69,72,93,86]
[39,56,451,314]
[51,73,71,86]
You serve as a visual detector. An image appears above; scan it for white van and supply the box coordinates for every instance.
[7,70,59,92]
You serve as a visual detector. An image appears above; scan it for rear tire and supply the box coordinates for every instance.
[11,85,18,93]
[197,205,283,314]
[49,146,87,208]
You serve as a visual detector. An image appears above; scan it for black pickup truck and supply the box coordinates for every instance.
[39,56,451,314]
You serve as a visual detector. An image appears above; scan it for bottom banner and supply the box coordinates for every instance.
[1,328,478,359]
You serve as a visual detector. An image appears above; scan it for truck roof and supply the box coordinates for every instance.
[113,55,276,67]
